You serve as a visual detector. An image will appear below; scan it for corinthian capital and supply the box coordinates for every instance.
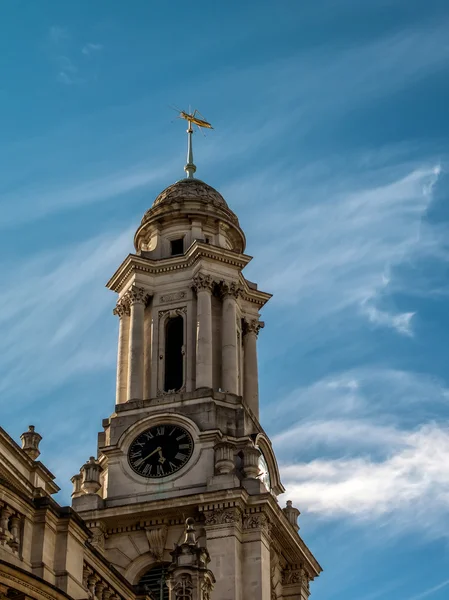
[243,318,265,336]
[113,297,130,318]
[220,280,243,299]
[192,273,215,293]
[123,285,150,306]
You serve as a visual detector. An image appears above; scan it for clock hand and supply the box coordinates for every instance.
[138,446,162,462]
[158,448,166,464]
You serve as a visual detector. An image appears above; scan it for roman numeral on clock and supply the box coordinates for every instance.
[175,452,186,461]
[157,464,165,476]
[156,426,165,436]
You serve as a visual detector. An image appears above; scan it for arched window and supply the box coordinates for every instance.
[138,563,169,600]
[164,315,184,392]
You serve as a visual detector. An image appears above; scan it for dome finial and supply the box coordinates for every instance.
[176,108,213,179]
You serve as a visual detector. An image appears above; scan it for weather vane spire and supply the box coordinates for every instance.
[175,108,213,179]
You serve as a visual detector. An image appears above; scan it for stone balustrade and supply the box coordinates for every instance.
[0,501,23,553]
[82,562,126,600]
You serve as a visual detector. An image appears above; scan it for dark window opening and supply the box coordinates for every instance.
[138,563,169,600]
[170,238,184,256]
[164,316,184,392]
[205,237,210,244]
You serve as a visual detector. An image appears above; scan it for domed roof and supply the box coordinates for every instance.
[141,177,236,226]
[153,178,228,208]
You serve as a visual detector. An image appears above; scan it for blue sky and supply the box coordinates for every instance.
[1,1,449,598]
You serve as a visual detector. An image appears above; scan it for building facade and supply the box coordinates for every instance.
[0,156,321,600]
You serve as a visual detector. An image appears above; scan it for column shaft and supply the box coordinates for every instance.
[196,288,213,388]
[126,287,148,401]
[222,293,238,394]
[243,320,263,419]
[115,311,130,404]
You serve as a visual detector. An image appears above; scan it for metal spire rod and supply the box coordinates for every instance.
[174,108,213,179]
[184,120,196,179]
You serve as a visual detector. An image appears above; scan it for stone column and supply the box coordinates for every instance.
[221,282,241,395]
[126,286,149,401]
[113,298,130,404]
[243,319,264,418]
[193,274,214,389]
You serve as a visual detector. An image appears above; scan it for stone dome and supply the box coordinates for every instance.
[135,176,245,255]
[141,178,231,224]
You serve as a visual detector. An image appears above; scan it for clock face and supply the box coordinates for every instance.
[128,424,194,479]
[258,451,271,491]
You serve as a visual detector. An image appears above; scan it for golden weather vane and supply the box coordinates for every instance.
[172,107,213,179]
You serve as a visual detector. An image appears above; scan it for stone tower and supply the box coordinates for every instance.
[71,143,321,599]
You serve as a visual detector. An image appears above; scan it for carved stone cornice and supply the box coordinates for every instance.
[123,285,150,306]
[192,273,215,293]
[220,280,243,299]
[243,318,265,336]
[203,507,242,526]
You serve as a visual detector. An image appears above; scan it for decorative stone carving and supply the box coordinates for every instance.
[203,508,241,526]
[282,566,310,588]
[171,574,193,600]
[80,456,102,494]
[20,425,42,460]
[243,512,269,530]
[123,285,150,306]
[113,298,130,318]
[160,291,186,304]
[214,441,235,475]
[87,520,107,552]
[241,444,260,479]
[71,473,83,498]
[145,524,168,561]
[201,578,213,600]
[282,568,301,585]
[220,280,243,299]
[192,273,214,293]
[158,307,187,322]
[283,500,300,531]
[243,318,265,336]
[167,519,215,600]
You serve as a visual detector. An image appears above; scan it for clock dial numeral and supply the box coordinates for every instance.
[128,424,194,479]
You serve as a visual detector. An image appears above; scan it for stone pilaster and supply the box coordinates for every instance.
[220,281,242,395]
[201,507,242,600]
[193,274,214,389]
[282,566,311,600]
[125,285,149,401]
[243,318,264,418]
[113,298,130,404]
[242,510,271,600]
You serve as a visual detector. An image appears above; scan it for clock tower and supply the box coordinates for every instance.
[71,135,321,600]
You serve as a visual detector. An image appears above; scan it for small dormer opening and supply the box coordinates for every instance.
[164,316,184,392]
[170,238,184,256]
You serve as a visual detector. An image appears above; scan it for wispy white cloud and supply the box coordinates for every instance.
[0,227,133,403]
[407,578,449,600]
[273,368,449,537]
[0,162,171,227]
[49,25,69,44]
[82,42,103,56]
[243,162,443,338]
